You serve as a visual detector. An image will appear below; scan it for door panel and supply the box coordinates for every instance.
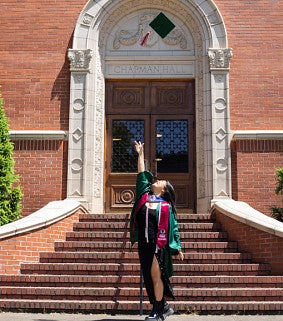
[151,81,195,115]
[105,80,195,212]
[106,81,150,115]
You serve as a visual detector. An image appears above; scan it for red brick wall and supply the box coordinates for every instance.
[0,1,281,214]
[217,0,282,130]
[0,209,82,275]
[231,139,283,216]
[214,209,283,275]
[13,140,68,216]
[1,0,281,131]
[0,0,86,130]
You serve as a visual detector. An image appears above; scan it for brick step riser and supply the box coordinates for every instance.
[66,231,228,237]
[0,300,282,314]
[20,271,271,277]
[20,264,271,276]
[2,289,282,301]
[73,224,221,231]
[39,258,251,264]
[78,214,215,222]
[39,252,252,264]
[65,237,229,243]
[2,276,282,288]
[40,252,252,260]
[54,242,238,252]
[73,220,221,231]
[3,281,282,289]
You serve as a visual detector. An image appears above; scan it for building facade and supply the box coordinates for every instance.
[1,0,282,216]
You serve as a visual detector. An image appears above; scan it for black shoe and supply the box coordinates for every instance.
[160,301,174,320]
[145,301,163,321]
[144,312,161,321]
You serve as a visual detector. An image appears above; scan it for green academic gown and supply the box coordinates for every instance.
[129,170,182,278]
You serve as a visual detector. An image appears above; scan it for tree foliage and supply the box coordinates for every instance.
[0,92,22,226]
[270,167,283,222]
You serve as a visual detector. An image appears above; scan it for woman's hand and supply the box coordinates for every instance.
[177,251,184,261]
[135,141,144,154]
[135,141,145,172]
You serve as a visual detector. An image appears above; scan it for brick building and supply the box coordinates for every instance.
[0,1,283,314]
[0,0,282,217]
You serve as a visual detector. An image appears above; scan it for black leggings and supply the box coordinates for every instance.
[138,242,174,304]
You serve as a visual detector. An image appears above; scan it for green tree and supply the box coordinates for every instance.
[270,167,283,222]
[0,92,22,226]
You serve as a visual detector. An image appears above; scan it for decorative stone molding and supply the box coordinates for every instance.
[68,0,230,213]
[113,13,187,49]
[9,130,68,141]
[67,49,93,72]
[232,130,283,141]
[208,48,233,70]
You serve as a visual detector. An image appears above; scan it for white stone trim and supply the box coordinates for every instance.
[0,199,87,240]
[9,130,68,141]
[67,0,231,213]
[232,130,283,141]
[212,199,283,238]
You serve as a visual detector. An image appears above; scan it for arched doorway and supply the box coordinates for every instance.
[67,0,232,213]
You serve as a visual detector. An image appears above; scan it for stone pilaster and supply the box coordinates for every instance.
[67,49,93,205]
[208,48,233,200]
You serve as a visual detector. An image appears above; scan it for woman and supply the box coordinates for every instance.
[130,141,184,321]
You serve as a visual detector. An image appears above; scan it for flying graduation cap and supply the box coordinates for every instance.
[140,12,175,46]
[150,12,175,38]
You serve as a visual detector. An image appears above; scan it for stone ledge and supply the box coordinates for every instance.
[9,130,68,141]
[212,199,283,238]
[0,199,88,240]
[232,130,283,141]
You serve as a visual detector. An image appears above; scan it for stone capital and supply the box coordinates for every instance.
[208,48,233,71]
[67,49,93,72]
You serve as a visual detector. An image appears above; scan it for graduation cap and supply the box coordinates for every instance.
[149,12,175,39]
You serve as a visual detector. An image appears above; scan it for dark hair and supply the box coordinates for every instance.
[163,181,177,215]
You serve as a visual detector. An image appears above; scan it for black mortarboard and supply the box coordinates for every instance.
[149,12,175,38]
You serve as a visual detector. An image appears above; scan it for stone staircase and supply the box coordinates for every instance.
[0,212,283,314]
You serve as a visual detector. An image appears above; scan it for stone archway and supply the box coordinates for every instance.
[67,0,232,213]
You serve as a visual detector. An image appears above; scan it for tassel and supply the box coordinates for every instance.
[140,31,150,46]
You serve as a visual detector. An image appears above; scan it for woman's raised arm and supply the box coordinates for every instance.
[135,141,145,173]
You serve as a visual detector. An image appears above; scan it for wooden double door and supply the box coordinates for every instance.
[105,79,195,212]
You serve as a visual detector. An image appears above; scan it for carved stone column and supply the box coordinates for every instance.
[67,49,93,205]
[208,48,233,200]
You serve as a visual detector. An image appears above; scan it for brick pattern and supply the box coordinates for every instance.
[0,209,81,275]
[0,1,282,215]
[0,212,283,313]
[217,1,283,130]
[214,208,283,275]
[12,140,68,216]
[231,139,283,215]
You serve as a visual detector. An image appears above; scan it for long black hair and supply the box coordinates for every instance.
[162,181,177,215]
